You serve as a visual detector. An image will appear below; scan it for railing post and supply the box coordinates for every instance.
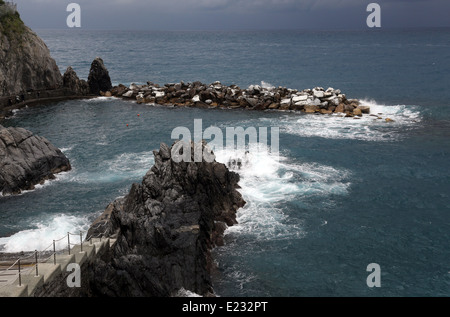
[80,231,83,252]
[53,240,56,265]
[35,250,38,276]
[18,259,21,287]
[68,232,71,255]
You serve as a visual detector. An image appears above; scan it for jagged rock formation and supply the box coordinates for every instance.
[0,8,62,97]
[62,66,89,96]
[0,124,71,195]
[86,141,245,297]
[62,58,112,96]
[87,57,112,95]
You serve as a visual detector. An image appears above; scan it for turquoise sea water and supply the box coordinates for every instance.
[1,28,450,296]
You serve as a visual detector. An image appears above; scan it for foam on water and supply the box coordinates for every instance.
[282,100,422,141]
[260,81,275,90]
[0,214,91,252]
[3,107,26,120]
[214,144,350,241]
[0,170,73,198]
[106,151,155,176]
[173,288,203,297]
[85,96,117,102]
[68,151,154,184]
[59,146,73,153]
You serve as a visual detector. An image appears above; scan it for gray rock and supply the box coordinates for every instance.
[244,97,259,107]
[313,90,325,98]
[63,67,89,95]
[87,57,112,95]
[0,125,71,195]
[86,141,245,297]
[292,95,308,103]
[357,105,371,114]
[122,90,133,98]
[0,16,62,96]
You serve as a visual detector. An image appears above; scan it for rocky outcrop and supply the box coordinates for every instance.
[86,141,245,297]
[62,66,89,96]
[111,81,370,116]
[0,125,71,195]
[0,9,62,97]
[87,57,112,95]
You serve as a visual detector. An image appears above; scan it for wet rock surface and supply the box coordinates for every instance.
[0,125,71,196]
[86,141,245,297]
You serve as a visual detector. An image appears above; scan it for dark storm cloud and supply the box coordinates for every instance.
[12,0,450,30]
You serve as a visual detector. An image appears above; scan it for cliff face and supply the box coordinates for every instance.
[0,124,71,195]
[87,141,245,297]
[0,10,62,96]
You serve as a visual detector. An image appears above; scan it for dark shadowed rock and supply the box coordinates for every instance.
[0,125,71,195]
[86,141,245,297]
[87,57,112,95]
[63,66,89,95]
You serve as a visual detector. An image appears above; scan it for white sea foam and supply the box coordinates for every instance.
[68,151,154,184]
[214,145,350,241]
[59,146,73,153]
[85,96,117,102]
[260,81,275,90]
[283,100,422,141]
[173,288,203,297]
[0,170,73,198]
[107,151,154,174]
[3,107,25,120]
[0,214,91,253]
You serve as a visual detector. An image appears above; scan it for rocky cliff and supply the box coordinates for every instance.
[0,9,62,96]
[0,124,71,195]
[86,141,245,297]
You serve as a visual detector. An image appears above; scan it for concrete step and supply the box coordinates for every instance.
[0,284,28,297]
[0,236,115,297]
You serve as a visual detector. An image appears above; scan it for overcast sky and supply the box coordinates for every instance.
[13,0,450,30]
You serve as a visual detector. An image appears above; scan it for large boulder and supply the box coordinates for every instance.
[86,141,246,297]
[87,57,112,95]
[0,125,71,195]
[357,105,371,114]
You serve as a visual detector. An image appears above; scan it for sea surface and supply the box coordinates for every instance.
[1,28,450,296]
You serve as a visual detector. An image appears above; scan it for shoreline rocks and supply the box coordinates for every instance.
[0,57,111,118]
[108,81,370,116]
[0,125,71,196]
[85,141,245,297]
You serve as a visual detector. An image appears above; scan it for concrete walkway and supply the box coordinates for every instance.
[0,238,116,297]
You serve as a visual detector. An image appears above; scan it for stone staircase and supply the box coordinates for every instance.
[0,238,116,297]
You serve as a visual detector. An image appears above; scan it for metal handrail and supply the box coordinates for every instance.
[0,224,112,286]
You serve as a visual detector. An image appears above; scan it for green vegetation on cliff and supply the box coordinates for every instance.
[0,3,25,38]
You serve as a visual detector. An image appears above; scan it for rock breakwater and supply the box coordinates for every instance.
[110,81,370,116]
